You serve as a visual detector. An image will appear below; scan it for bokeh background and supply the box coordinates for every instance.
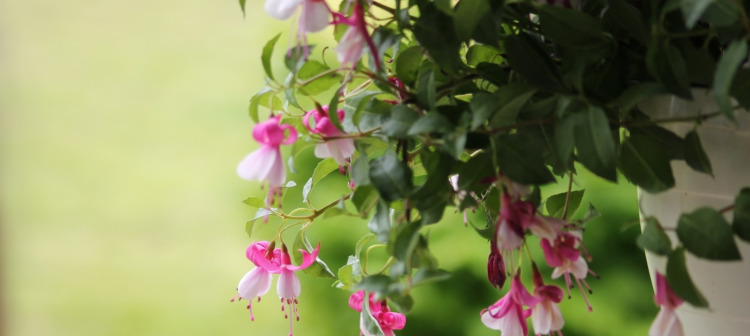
[0,1,656,335]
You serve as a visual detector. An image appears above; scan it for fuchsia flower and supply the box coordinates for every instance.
[265,0,330,35]
[332,2,380,69]
[495,193,537,251]
[349,291,406,336]
[540,231,595,311]
[237,115,298,203]
[255,243,320,336]
[487,240,507,289]
[303,106,355,166]
[530,264,565,336]
[481,274,539,336]
[232,241,281,321]
[649,273,683,336]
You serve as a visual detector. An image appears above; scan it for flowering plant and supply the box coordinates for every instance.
[232,0,750,335]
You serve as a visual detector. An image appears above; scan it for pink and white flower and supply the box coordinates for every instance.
[237,115,298,203]
[481,274,538,336]
[349,291,406,336]
[232,241,282,321]
[540,231,595,311]
[495,193,537,251]
[265,0,330,34]
[331,2,379,69]
[303,106,355,166]
[530,264,565,336]
[255,243,320,336]
[649,273,683,336]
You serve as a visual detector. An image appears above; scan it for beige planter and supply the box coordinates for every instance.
[638,90,750,335]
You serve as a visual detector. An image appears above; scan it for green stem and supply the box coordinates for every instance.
[561,171,575,220]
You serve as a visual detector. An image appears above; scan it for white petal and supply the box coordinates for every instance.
[277,269,301,299]
[570,256,589,279]
[237,147,275,182]
[649,308,683,336]
[314,143,332,159]
[265,0,302,20]
[264,149,286,188]
[336,27,365,65]
[497,308,525,336]
[480,311,503,331]
[301,0,329,33]
[237,267,272,300]
[328,139,355,165]
[532,300,564,334]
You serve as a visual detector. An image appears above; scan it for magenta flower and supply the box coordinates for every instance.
[332,2,380,69]
[481,274,538,336]
[232,241,281,321]
[237,115,298,202]
[349,291,406,336]
[530,264,565,336]
[649,273,683,336]
[487,240,506,289]
[303,106,355,166]
[255,243,320,336]
[540,231,594,311]
[495,193,537,251]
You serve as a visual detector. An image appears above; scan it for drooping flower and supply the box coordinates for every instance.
[530,263,565,336]
[495,193,537,251]
[237,115,298,203]
[481,274,539,336]
[265,0,330,35]
[254,243,320,336]
[649,273,683,336]
[540,231,595,311]
[231,241,281,321]
[303,105,355,166]
[349,291,405,336]
[487,240,507,289]
[332,2,380,69]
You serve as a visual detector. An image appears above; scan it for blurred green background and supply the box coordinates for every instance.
[0,1,656,335]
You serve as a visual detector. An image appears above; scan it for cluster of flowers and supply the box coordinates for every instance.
[348,291,406,336]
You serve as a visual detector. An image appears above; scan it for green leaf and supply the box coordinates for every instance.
[413,268,451,286]
[489,84,537,127]
[417,69,437,110]
[392,220,423,264]
[261,33,281,81]
[369,200,391,242]
[630,125,685,160]
[575,106,617,181]
[648,44,692,99]
[453,0,490,41]
[582,203,600,223]
[408,113,453,135]
[680,0,713,28]
[356,275,394,293]
[412,151,454,224]
[545,190,585,218]
[677,207,741,260]
[352,154,372,186]
[245,208,274,238]
[614,83,667,116]
[382,105,420,138]
[733,188,750,242]
[470,92,497,130]
[388,293,414,313]
[413,1,463,75]
[667,247,709,307]
[248,89,283,123]
[311,158,340,193]
[619,133,675,193]
[731,69,750,110]
[457,151,496,191]
[285,44,314,72]
[242,197,266,209]
[466,44,503,67]
[683,130,713,176]
[714,40,747,121]
[637,218,672,255]
[293,230,336,278]
[607,0,647,44]
[395,46,423,86]
[538,6,606,47]
[505,34,566,93]
[298,60,341,95]
[495,133,556,185]
[352,185,379,217]
[369,151,413,203]
[355,233,376,259]
[238,0,246,15]
[679,0,739,28]
[335,256,362,289]
[553,113,577,169]
[328,87,344,132]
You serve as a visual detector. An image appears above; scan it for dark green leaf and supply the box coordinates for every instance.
[470,92,498,130]
[545,190,585,218]
[637,218,672,255]
[648,44,692,99]
[356,275,394,293]
[607,0,647,44]
[392,220,423,264]
[352,185,379,217]
[369,200,392,242]
[629,126,685,160]
[413,268,451,286]
[684,130,713,176]
[328,87,344,131]
[553,112,577,169]
[575,106,617,181]
[677,207,741,260]
[389,293,414,313]
[298,60,341,95]
[680,0,714,28]
[495,133,556,184]
[702,0,741,26]
[731,69,750,110]
[619,133,675,193]
[261,33,281,81]
[667,247,709,307]
[417,69,437,110]
[505,34,566,93]
[454,0,490,41]
[408,113,453,135]
[538,6,606,47]
[614,83,667,116]
[352,154,372,186]
[395,46,423,85]
[413,2,463,75]
[490,84,537,127]
[369,151,414,202]
[475,63,508,86]
[457,151,496,191]
[733,188,750,242]
[714,40,747,121]
[382,105,420,138]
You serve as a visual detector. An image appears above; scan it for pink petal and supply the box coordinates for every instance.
[287,242,320,271]
[238,267,273,300]
[649,307,683,336]
[237,146,276,182]
[531,298,564,334]
[300,0,329,33]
